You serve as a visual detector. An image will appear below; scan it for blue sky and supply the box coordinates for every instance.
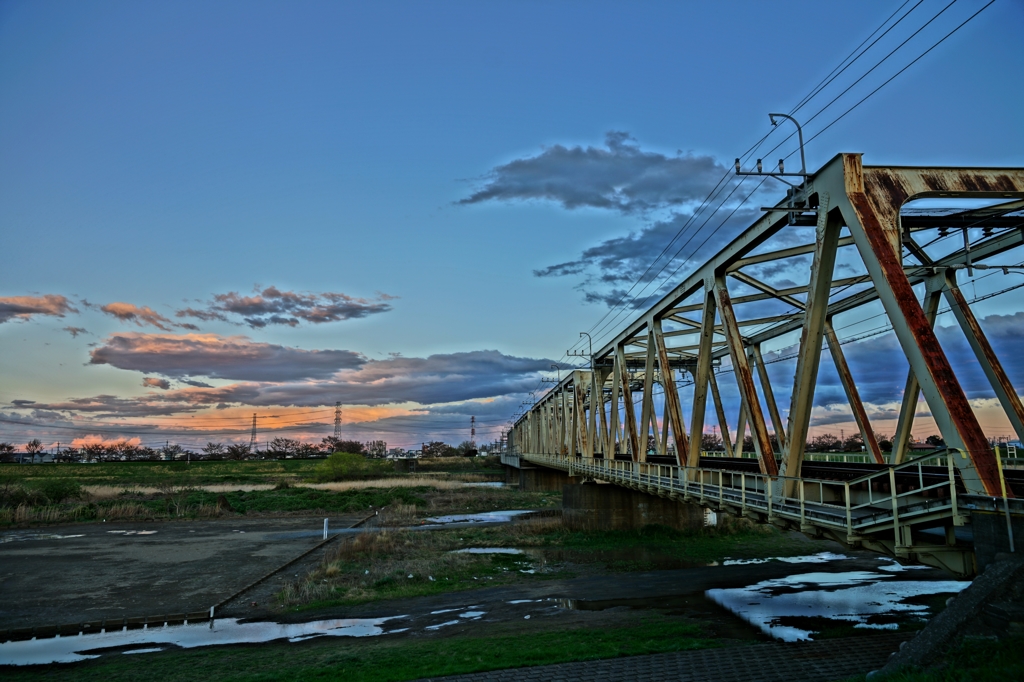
[1,0,1022,450]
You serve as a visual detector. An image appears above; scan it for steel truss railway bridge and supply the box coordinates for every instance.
[508,153,1024,576]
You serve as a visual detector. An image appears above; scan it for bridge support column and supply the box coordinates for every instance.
[518,466,574,492]
[562,482,716,531]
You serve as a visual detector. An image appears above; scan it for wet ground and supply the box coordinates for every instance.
[0,547,968,666]
[0,514,369,630]
[0,512,971,672]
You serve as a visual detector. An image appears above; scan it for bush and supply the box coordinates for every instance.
[314,452,391,482]
[35,478,83,504]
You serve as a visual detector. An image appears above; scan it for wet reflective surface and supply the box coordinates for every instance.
[706,569,969,642]
[0,532,86,544]
[0,616,406,666]
[424,510,535,524]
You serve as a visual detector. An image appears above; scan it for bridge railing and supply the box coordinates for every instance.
[524,450,963,542]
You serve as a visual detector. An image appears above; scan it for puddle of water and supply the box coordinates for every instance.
[705,570,969,642]
[721,552,848,566]
[106,530,158,536]
[0,616,406,666]
[451,547,525,555]
[459,611,485,619]
[424,510,535,524]
[0,532,85,544]
[462,482,507,488]
[424,619,461,631]
[877,558,932,572]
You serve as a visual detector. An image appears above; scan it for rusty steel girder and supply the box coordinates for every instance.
[513,154,1024,497]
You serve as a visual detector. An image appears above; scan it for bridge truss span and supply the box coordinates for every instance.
[511,153,1024,574]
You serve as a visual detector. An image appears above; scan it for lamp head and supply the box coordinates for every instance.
[756,159,763,173]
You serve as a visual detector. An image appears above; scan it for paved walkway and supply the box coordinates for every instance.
[414,632,905,682]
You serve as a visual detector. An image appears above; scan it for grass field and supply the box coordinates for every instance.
[1,613,716,682]
[283,519,829,609]
[847,633,1024,681]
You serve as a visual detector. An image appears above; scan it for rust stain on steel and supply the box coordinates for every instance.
[714,283,779,477]
[847,190,1006,496]
[920,171,1018,194]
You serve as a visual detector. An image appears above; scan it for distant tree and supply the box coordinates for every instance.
[163,444,184,460]
[842,433,865,453]
[876,433,893,452]
[808,433,841,452]
[456,440,479,457]
[25,439,43,459]
[82,443,107,460]
[296,442,321,458]
[742,435,755,453]
[421,441,453,457]
[0,443,15,463]
[225,444,250,460]
[202,442,225,459]
[269,437,301,456]
[925,434,946,447]
[700,432,723,451]
[321,438,365,455]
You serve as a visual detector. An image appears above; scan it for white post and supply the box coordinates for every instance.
[323,518,328,540]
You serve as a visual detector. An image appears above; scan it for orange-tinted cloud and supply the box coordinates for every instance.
[100,302,175,331]
[71,435,142,448]
[142,377,171,390]
[0,295,78,323]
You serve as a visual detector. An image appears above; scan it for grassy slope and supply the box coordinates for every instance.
[843,634,1024,681]
[3,615,713,682]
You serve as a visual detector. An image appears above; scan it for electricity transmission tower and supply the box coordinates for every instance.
[334,402,343,440]
[249,413,257,453]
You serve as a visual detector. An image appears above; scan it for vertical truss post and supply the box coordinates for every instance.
[596,367,610,456]
[589,368,605,457]
[653,318,690,466]
[751,344,786,452]
[715,275,778,475]
[784,197,841,478]
[610,352,622,456]
[688,286,717,467]
[709,370,732,454]
[840,154,1001,495]
[824,320,884,464]
[573,371,590,457]
[733,399,747,458]
[639,331,657,462]
[942,271,1024,442]
[616,343,642,460]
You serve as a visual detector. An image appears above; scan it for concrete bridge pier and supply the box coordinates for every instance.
[562,481,716,532]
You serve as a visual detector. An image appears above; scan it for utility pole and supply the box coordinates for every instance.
[470,416,476,448]
[249,413,258,454]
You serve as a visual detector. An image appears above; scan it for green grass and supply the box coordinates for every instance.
[2,614,714,682]
[187,487,428,514]
[846,633,1024,681]
[454,521,821,565]
[0,460,326,486]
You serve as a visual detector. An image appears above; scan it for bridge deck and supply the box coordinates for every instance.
[504,451,1024,575]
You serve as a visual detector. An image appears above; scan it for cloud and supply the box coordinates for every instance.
[536,208,759,307]
[176,286,394,329]
[62,326,89,337]
[71,435,142,448]
[100,302,175,331]
[0,295,78,323]
[142,377,171,390]
[459,132,729,215]
[11,400,36,407]
[89,333,367,382]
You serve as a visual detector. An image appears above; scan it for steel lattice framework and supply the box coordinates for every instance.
[511,153,1024,572]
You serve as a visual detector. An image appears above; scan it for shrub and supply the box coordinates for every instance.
[35,478,83,504]
[314,452,391,482]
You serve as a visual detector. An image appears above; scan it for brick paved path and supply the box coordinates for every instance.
[414,633,905,682]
